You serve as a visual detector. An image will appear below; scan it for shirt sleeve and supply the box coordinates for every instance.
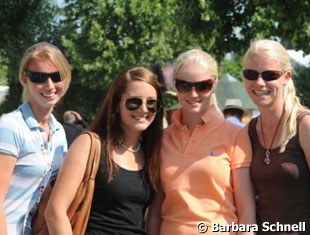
[230,127,252,169]
[0,114,23,158]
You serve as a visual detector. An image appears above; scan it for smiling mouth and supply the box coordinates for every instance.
[252,90,271,96]
[41,92,56,99]
[187,99,202,104]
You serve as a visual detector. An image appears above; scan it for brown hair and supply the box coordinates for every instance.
[91,66,164,189]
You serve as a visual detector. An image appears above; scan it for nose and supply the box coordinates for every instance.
[189,87,199,97]
[255,75,266,85]
[44,77,55,87]
[139,101,149,112]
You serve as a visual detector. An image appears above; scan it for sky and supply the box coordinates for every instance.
[287,50,310,67]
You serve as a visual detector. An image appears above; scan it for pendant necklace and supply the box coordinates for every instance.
[120,143,141,153]
[259,110,284,165]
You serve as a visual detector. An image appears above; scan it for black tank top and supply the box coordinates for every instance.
[85,160,155,235]
[248,113,310,234]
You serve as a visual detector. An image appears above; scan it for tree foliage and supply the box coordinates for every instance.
[0,0,61,114]
[1,0,309,116]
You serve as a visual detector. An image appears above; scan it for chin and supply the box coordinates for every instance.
[134,123,152,132]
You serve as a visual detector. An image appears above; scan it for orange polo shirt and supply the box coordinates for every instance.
[160,107,251,235]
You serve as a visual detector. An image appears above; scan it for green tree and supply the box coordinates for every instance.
[1,0,309,117]
[0,0,61,114]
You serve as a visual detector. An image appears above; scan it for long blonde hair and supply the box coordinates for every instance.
[243,39,308,152]
[173,49,222,116]
[19,42,71,102]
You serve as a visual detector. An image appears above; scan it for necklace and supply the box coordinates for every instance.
[259,110,284,165]
[120,143,141,153]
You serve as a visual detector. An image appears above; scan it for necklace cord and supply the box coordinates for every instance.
[260,109,285,164]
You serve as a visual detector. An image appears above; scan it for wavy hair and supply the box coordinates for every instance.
[91,66,164,189]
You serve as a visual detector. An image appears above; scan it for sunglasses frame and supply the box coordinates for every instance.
[24,70,62,84]
[123,97,162,114]
[175,79,214,93]
[242,69,283,81]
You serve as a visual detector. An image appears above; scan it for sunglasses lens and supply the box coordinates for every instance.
[243,69,283,81]
[125,98,161,113]
[24,70,61,84]
[262,70,283,81]
[243,69,258,80]
[146,99,161,113]
[175,80,192,92]
[175,79,213,93]
[195,80,213,92]
[125,98,142,111]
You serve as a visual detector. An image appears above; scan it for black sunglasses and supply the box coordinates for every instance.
[175,79,214,93]
[24,70,61,84]
[243,69,283,81]
[124,97,162,114]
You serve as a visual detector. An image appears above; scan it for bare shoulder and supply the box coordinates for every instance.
[66,132,96,163]
[299,113,310,128]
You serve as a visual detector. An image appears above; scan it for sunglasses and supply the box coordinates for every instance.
[24,70,62,84]
[123,97,162,114]
[243,69,283,81]
[175,79,214,93]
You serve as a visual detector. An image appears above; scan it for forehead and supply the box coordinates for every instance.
[244,54,281,70]
[177,62,214,82]
[123,80,157,97]
[27,58,57,72]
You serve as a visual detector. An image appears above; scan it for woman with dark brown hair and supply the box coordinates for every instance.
[45,66,164,235]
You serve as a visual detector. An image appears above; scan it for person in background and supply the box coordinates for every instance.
[243,39,310,234]
[0,42,71,235]
[147,49,255,235]
[63,110,89,146]
[45,66,164,235]
[223,98,246,127]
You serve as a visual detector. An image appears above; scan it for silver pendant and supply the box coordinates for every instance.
[264,150,271,165]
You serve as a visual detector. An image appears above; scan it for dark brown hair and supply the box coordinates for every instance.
[91,66,164,189]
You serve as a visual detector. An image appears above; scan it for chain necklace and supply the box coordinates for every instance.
[120,143,141,153]
[259,110,284,165]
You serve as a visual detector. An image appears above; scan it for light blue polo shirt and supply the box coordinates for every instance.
[0,102,67,235]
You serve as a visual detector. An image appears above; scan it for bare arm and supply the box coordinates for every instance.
[0,154,17,235]
[233,167,256,235]
[232,127,256,235]
[146,187,164,235]
[299,115,310,171]
[45,133,92,235]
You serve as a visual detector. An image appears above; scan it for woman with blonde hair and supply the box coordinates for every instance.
[148,49,256,235]
[0,42,71,235]
[243,39,310,234]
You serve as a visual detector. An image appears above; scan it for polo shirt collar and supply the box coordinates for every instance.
[171,105,224,127]
[19,102,61,132]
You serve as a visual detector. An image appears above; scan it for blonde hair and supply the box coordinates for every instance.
[173,49,222,115]
[19,42,71,102]
[243,39,308,152]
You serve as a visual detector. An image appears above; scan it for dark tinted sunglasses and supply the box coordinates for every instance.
[24,70,61,84]
[175,79,214,93]
[124,97,162,114]
[243,69,283,81]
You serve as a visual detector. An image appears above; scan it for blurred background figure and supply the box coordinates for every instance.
[223,98,246,127]
[63,110,89,146]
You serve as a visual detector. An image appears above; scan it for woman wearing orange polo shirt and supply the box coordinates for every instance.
[147,49,256,235]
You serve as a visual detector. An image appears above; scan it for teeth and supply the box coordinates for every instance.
[253,90,270,96]
[187,99,201,104]
[41,92,56,98]
[132,115,148,120]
